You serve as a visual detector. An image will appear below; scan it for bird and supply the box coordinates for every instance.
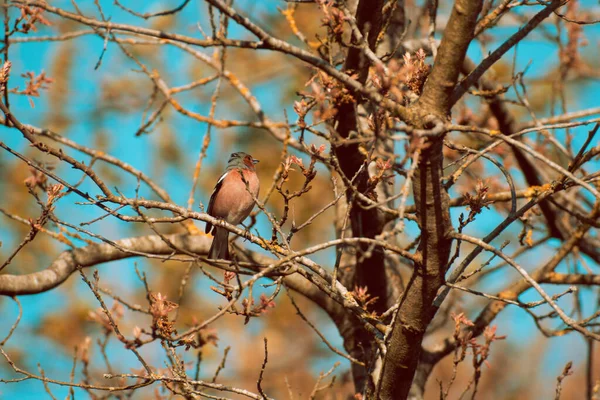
[205,152,260,260]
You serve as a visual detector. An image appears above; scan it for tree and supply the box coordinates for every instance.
[0,0,599,398]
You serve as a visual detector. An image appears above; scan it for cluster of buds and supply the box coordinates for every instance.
[213,272,276,319]
[241,293,277,316]
[281,145,324,190]
[177,320,219,351]
[316,0,346,42]
[372,49,431,103]
[463,180,490,215]
[475,325,506,367]
[11,71,54,107]
[16,5,52,33]
[293,99,310,129]
[0,61,11,92]
[282,154,304,177]
[149,292,179,338]
[211,271,237,300]
[402,49,431,95]
[451,312,506,370]
[451,312,475,363]
[366,158,394,201]
[303,71,354,123]
[351,286,379,315]
[46,183,64,205]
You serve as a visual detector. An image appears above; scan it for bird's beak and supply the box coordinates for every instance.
[252,158,260,164]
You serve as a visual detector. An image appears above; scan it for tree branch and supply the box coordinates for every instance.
[418,0,483,114]
[0,234,338,318]
[378,1,483,397]
[451,0,565,105]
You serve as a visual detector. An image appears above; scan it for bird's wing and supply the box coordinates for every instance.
[205,172,228,234]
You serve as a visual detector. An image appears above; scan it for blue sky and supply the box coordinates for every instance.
[1,1,599,398]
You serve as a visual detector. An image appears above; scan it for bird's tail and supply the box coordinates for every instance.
[208,227,230,260]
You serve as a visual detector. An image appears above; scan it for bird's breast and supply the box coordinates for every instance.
[211,169,259,225]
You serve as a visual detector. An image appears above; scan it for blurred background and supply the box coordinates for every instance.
[0,0,599,398]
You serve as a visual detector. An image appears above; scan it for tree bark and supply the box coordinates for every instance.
[377,0,482,397]
[332,0,389,392]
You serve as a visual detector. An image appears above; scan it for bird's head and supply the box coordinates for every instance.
[227,152,259,171]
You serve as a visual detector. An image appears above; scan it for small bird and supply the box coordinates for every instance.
[205,152,260,260]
